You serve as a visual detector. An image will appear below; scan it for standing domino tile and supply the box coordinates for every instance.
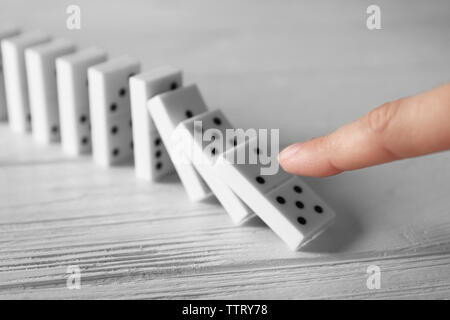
[1,31,50,132]
[57,48,107,155]
[25,39,76,144]
[129,66,181,181]
[148,84,211,202]
[174,109,254,224]
[0,25,20,121]
[214,138,335,250]
[88,56,140,166]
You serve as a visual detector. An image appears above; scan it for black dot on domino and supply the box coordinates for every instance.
[314,205,323,214]
[213,117,221,125]
[110,103,117,112]
[255,176,265,184]
[154,137,162,146]
[112,148,119,157]
[297,217,307,225]
[295,201,304,209]
[111,126,118,135]
[81,137,89,145]
[79,115,87,123]
[170,82,178,90]
[293,185,302,193]
[119,88,127,97]
[156,162,162,170]
[185,110,193,118]
[155,150,162,158]
[276,196,285,204]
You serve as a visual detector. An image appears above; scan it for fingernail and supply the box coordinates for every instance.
[279,142,304,162]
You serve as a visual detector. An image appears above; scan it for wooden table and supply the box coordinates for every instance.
[1,0,450,299]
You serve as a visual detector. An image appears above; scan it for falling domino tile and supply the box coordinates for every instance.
[214,138,336,250]
[1,31,50,133]
[174,109,255,224]
[147,84,212,202]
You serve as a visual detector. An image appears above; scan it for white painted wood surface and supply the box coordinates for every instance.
[0,0,449,299]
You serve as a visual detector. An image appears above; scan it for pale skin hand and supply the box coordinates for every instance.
[279,83,450,177]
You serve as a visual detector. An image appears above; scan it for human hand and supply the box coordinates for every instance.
[279,83,450,177]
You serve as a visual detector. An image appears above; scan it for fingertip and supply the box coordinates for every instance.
[279,138,342,177]
[278,141,312,175]
[279,142,304,164]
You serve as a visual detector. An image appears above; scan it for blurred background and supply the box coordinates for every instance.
[2,0,449,141]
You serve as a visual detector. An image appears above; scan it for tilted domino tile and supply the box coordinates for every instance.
[174,109,255,224]
[129,66,181,181]
[1,31,50,132]
[214,138,335,250]
[147,84,211,202]
[0,24,20,121]
[25,39,76,144]
[88,56,140,166]
[264,176,336,249]
[56,47,107,155]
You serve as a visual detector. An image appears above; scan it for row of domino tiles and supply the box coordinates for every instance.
[0,25,336,251]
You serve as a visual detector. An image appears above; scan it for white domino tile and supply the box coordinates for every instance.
[25,39,76,144]
[214,138,336,250]
[57,47,107,155]
[0,24,20,121]
[88,56,140,166]
[265,176,336,249]
[130,66,182,181]
[174,109,254,224]
[147,84,212,202]
[1,31,50,133]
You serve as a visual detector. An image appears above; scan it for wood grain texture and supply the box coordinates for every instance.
[0,0,450,299]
